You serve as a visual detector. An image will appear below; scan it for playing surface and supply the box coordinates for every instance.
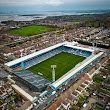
[28,52,86,81]
[8,25,54,36]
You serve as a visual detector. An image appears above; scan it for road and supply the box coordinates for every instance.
[2,30,61,48]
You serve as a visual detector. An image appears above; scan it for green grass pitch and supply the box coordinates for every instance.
[27,52,86,81]
[8,25,54,36]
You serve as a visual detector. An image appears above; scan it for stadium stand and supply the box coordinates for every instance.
[14,70,50,92]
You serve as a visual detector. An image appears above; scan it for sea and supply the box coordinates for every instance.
[0,10,107,23]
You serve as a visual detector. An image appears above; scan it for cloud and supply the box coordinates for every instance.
[0,0,64,6]
[0,0,42,5]
[46,0,64,6]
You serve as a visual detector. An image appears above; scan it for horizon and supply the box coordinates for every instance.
[0,0,110,14]
[0,7,110,15]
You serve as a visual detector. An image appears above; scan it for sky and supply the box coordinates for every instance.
[0,0,110,14]
[0,0,110,6]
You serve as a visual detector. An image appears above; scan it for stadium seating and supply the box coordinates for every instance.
[10,63,21,70]
[14,70,51,92]
[11,46,92,70]
[63,46,92,57]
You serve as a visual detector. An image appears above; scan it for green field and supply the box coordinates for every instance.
[28,52,86,81]
[8,25,54,36]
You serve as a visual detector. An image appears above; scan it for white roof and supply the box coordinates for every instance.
[50,52,103,90]
[12,84,33,101]
[5,42,65,67]
[65,44,94,52]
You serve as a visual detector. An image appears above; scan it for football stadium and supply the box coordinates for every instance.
[4,41,103,92]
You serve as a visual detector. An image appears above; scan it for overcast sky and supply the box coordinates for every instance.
[0,0,110,6]
[0,0,110,13]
